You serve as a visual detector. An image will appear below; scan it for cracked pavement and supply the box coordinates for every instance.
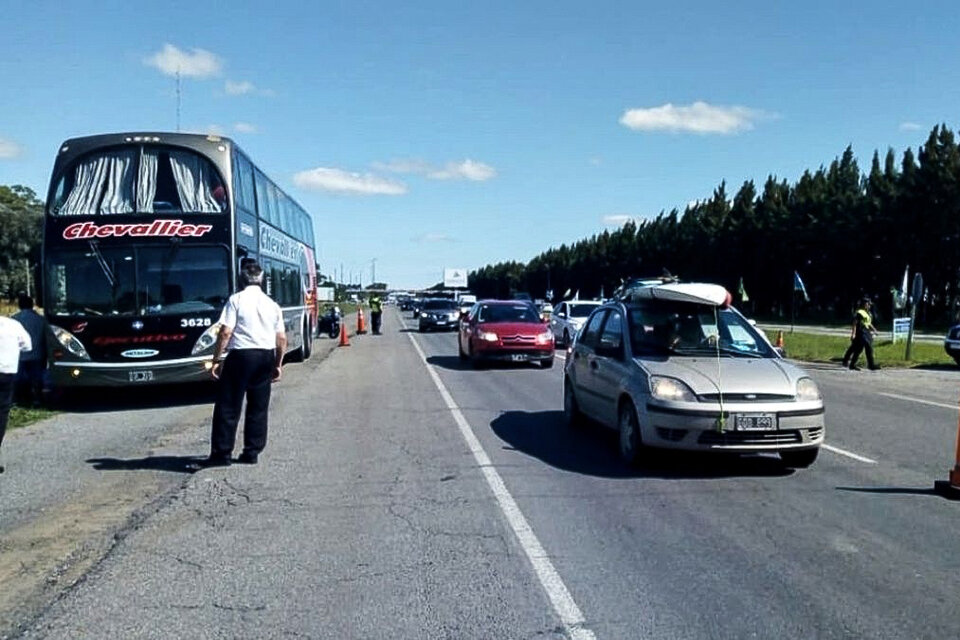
[13,309,561,639]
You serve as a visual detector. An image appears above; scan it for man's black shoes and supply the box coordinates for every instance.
[195,455,232,468]
[236,452,259,464]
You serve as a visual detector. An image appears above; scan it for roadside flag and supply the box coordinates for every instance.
[562,288,572,299]
[897,265,909,308]
[738,277,749,303]
[600,286,605,299]
[573,290,580,300]
[793,271,809,302]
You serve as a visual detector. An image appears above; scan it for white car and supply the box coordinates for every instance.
[550,300,603,346]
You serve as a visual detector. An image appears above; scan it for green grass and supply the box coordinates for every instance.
[8,405,58,430]
[766,331,954,368]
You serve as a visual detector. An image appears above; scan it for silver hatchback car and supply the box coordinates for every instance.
[563,283,824,468]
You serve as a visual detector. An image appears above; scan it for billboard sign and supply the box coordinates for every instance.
[443,268,468,288]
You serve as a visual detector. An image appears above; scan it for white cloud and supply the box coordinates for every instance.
[234,122,257,134]
[412,232,456,243]
[0,137,22,159]
[619,101,769,135]
[293,167,407,195]
[602,214,639,227]
[374,157,497,181]
[588,156,602,166]
[900,121,923,132]
[428,159,496,181]
[225,80,256,95]
[145,43,222,79]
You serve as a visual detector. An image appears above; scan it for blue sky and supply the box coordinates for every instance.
[1,1,958,288]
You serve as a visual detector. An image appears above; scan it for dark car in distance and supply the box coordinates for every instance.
[418,298,461,332]
[458,300,555,368]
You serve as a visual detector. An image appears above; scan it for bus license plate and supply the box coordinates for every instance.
[734,413,776,431]
[129,370,154,382]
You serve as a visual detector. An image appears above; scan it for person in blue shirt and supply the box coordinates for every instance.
[12,294,48,406]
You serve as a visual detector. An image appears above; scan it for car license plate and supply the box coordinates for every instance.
[734,413,776,431]
[129,370,154,382]
[510,354,526,362]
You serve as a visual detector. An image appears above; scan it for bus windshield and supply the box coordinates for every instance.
[46,245,230,317]
[50,146,227,216]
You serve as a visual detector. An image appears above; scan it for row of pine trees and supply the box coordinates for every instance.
[469,125,960,327]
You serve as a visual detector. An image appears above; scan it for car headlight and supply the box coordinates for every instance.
[420,312,428,318]
[796,377,821,401]
[478,330,499,342]
[649,376,697,402]
[535,330,554,345]
[50,325,91,360]
[191,323,221,355]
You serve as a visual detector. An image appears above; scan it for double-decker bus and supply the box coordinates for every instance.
[42,132,318,388]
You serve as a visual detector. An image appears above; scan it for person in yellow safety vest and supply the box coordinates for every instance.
[369,294,383,335]
[842,298,880,371]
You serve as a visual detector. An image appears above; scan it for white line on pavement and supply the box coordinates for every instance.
[401,316,597,640]
[822,444,878,464]
[878,392,957,412]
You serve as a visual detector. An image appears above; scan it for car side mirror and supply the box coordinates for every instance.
[557,312,566,318]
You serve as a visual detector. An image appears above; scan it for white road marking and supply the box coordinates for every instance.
[822,444,878,464]
[401,315,596,640]
[878,392,957,412]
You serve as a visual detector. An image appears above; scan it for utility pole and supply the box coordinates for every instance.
[176,67,181,132]
[371,258,377,286]
[24,258,31,297]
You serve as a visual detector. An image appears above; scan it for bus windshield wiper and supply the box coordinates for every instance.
[88,241,117,288]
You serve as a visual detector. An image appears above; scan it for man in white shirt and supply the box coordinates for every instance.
[0,315,32,473]
[201,261,287,467]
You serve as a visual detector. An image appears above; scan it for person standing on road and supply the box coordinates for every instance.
[369,293,383,335]
[202,261,287,467]
[0,314,32,473]
[12,294,48,407]
[844,298,880,371]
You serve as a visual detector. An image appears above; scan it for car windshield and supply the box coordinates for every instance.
[45,244,230,317]
[568,303,599,318]
[627,301,773,357]
[424,299,457,310]
[478,304,540,323]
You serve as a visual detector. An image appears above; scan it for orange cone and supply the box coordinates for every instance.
[357,307,367,334]
[775,330,784,349]
[338,321,350,347]
[934,398,960,499]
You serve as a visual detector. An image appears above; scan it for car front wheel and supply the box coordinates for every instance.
[780,448,819,469]
[562,329,570,347]
[618,400,643,466]
[563,378,584,428]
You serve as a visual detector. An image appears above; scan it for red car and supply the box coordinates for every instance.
[458,300,555,368]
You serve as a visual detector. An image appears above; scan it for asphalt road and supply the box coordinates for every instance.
[4,306,960,639]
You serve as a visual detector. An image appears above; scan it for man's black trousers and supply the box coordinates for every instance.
[371,311,383,334]
[211,349,274,459]
[0,373,13,449]
[848,335,876,369]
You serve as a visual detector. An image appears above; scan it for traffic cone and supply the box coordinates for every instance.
[338,321,350,347]
[934,398,960,499]
[775,330,784,349]
[357,307,367,334]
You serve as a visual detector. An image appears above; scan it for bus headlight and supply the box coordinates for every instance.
[50,325,91,361]
[191,324,221,355]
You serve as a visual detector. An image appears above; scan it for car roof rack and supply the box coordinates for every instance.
[611,274,681,301]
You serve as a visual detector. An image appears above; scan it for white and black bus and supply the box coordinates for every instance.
[42,132,318,388]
